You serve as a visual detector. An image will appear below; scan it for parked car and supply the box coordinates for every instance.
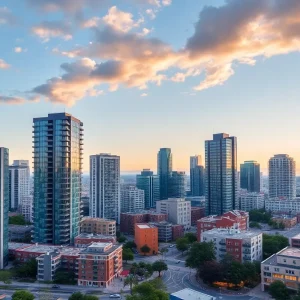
[52,285,60,289]
[109,294,121,299]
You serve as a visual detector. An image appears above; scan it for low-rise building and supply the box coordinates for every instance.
[265,198,300,214]
[135,224,158,255]
[197,210,249,241]
[261,247,300,291]
[272,215,297,228]
[74,234,116,247]
[291,234,300,248]
[201,228,262,263]
[80,217,116,236]
[172,224,184,240]
[239,192,265,211]
[8,225,33,242]
[170,288,216,300]
[191,207,205,226]
[77,242,122,288]
[150,221,172,242]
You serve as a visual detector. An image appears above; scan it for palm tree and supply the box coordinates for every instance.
[124,274,138,295]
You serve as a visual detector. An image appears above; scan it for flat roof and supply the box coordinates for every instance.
[292,233,300,240]
[137,224,150,229]
[279,247,300,258]
[202,228,261,239]
[171,288,216,300]
[76,233,115,239]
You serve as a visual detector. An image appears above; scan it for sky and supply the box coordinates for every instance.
[1,0,300,174]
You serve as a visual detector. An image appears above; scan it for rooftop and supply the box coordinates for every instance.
[137,224,151,229]
[9,225,34,233]
[202,228,261,239]
[81,217,116,223]
[121,210,166,216]
[292,234,300,240]
[79,242,121,255]
[76,233,116,239]
[171,288,216,300]
[279,247,300,258]
[262,247,300,268]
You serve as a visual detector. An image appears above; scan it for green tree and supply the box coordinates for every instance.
[124,274,138,294]
[12,290,34,300]
[69,292,84,300]
[130,262,153,279]
[184,233,197,243]
[263,234,289,259]
[123,248,134,263]
[198,261,224,284]
[126,281,169,300]
[53,268,76,284]
[176,238,189,255]
[268,280,290,300]
[84,295,98,300]
[140,244,151,256]
[0,270,12,284]
[186,242,215,269]
[9,215,27,225]
[249,209,272,223]
[227,261,245,286]
[15,258,37,278]
[152,260,168,277]
[123,241,137,249]
[147,278,166,290]
[249,221,262,229]
[118,235,127,243]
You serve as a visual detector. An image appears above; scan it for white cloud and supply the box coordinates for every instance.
[14,47,26,53]
[141,93,148,97]
[0,59,10,69]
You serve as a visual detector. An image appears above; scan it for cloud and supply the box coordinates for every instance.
[0,96,25,104]
[32,21,72,42]
[14,47,26,53]
[0,59,10,69]
[146,9,156,19]
[0,7,16,25]
[141,93,148,97]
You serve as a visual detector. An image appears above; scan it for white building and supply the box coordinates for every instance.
[156,198,191,229]
[170,288,216,300]
[265,198,300,214]
[90,154,120,223]
[9,160,30,210]
[261,247,300,291]
[239,192,265,211]
[121,185,145,213]
[19,196,33,223]
[269,154,296,200]
[201,228,262,263]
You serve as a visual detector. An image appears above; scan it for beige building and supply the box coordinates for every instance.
[80,217,116,236]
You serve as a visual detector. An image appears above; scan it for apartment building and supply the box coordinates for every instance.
[265,198,300,214]
[135,224,158,255]
[74,234,116,247]
[80,217,116,236]
[120,185,145,213]
[201,228,262,263]
[149,221,172,242]
[191,207,205,226]
[239,192,265,212]
[261,247,300,291]
[291,234,300,248]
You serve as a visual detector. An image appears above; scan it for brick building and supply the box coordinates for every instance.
[197,210,249,241]
[291,234,300,248]
[135,224,158,255]
[272,216,297,229]
[77,242,122,288]
[120,211,167,235]
[74,234,116,247]
[191,207,205,226]
[80,217,116,236]
[172,224,184,240]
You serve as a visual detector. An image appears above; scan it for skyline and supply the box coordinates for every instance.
[1,0,300,174]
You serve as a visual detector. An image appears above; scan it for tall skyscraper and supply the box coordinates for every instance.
[205,133,238,215]
[90,154,120,223]
[269,154,296,199]
[0,147,9,269]
[121,185,145,213]
[157,148,172,200]
[240,161,260,193]
[136,169,159,209]
[9,160,30,210]
[190,155,205,196]
[169,171,186,198]
[33,113,83,245]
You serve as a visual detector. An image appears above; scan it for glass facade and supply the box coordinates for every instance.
[136,169,160,209]
[33,113,83,245]
[0,147,9,269]
[157,148,172,200]
[240,161,260,193]
[190,155,205,197]
[168,171,186,198]
[205,133,238,215]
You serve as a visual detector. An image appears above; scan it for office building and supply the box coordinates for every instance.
[9,160,30,210]
[136,169,159,209]
[261,247,300,291]
[135,224,158,255]
[240,161,260,193]
[190,155,205,196]
[269,154,296,199]
[90,154,120,223]
[0,147,9,269]
[80,217,116,236]
[157,148,172,200]
[33,113,83,245]
[205,133,238,215]
[156,198,191,230]
[239,192,265,211]
[265,198,300,214]
[201,228,262,263]
[121,185,145,213]
[169,171,186,198]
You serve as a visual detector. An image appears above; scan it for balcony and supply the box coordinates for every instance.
[243,243,251,248]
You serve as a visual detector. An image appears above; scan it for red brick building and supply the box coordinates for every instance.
[197,210,249,241]
[120,211,167,235]
[191,207,205,226]
[74,234,116,247]
[172,224,184,240]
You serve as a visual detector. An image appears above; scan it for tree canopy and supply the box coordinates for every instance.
[130,262,153,279]
[176,238,189,254]
[263,233,289,259]
[184,233,197,243]
[268,280,290,300]
[12,290,34,300]
[140,244,151,255]
[53,268,76,285]
[123,248,134,263]
[152,260,168,277]
[185,242,215,269]
[126,281,169,300]
[249,209,272,223]
[14,258,37,278]
[68,292,98,300]
[9,215,29,225]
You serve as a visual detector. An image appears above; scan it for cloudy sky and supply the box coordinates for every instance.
[1,0,300,174]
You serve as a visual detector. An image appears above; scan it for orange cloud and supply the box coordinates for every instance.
[0,59,10,69]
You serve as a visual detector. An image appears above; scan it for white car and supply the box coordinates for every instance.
[109,294,121,299]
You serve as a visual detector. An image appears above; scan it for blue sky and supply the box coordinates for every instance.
[1,0,300,174]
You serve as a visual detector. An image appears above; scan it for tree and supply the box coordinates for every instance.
[14,258,37,278]
[147,278,166,290]
[9,215,28,225]
[159,247,168,260]
[53,268,76,284]
[227,261,245,286]
[263,234,289,259]
[12,290,34,300]
[126,281,169,300]
[69,292,84,300]
[249,209,272,223]
[140,244,151,256]
[249,221,262,229]
[152,260,168,277]
[118,235,127,243]
[84,296,98,300]
[123,248,134,263]
[123,241,137,249]
[184,233,197,243]
[0,270,12,284]
[186,242,215,269]
[130,262,153,279]
[198,261,224,284]
[176,238,189,255]
[269,281,290,300]
[124,274,138,294]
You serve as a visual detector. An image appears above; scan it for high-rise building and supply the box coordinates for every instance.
[33,113,83,245]
[269,154,296,200]
[240,161,260,193]
[0,147,9,269]
[190,155,205,196]
[90,154,120,223]
[9,160,30,210]
[136,169,159,209]
[121,185,145,212]
[157,148,172,200]
[205,133,238,215]
[169,171,186,198]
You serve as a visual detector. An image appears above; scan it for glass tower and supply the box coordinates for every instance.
[205,133,238,215]
[169,171,186,198]
[157,148,172,200]
[33,113,83,245]
[136,169,160,209]
[190,155,205,196]
[0,147,9,269]
[240,161,260,193]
